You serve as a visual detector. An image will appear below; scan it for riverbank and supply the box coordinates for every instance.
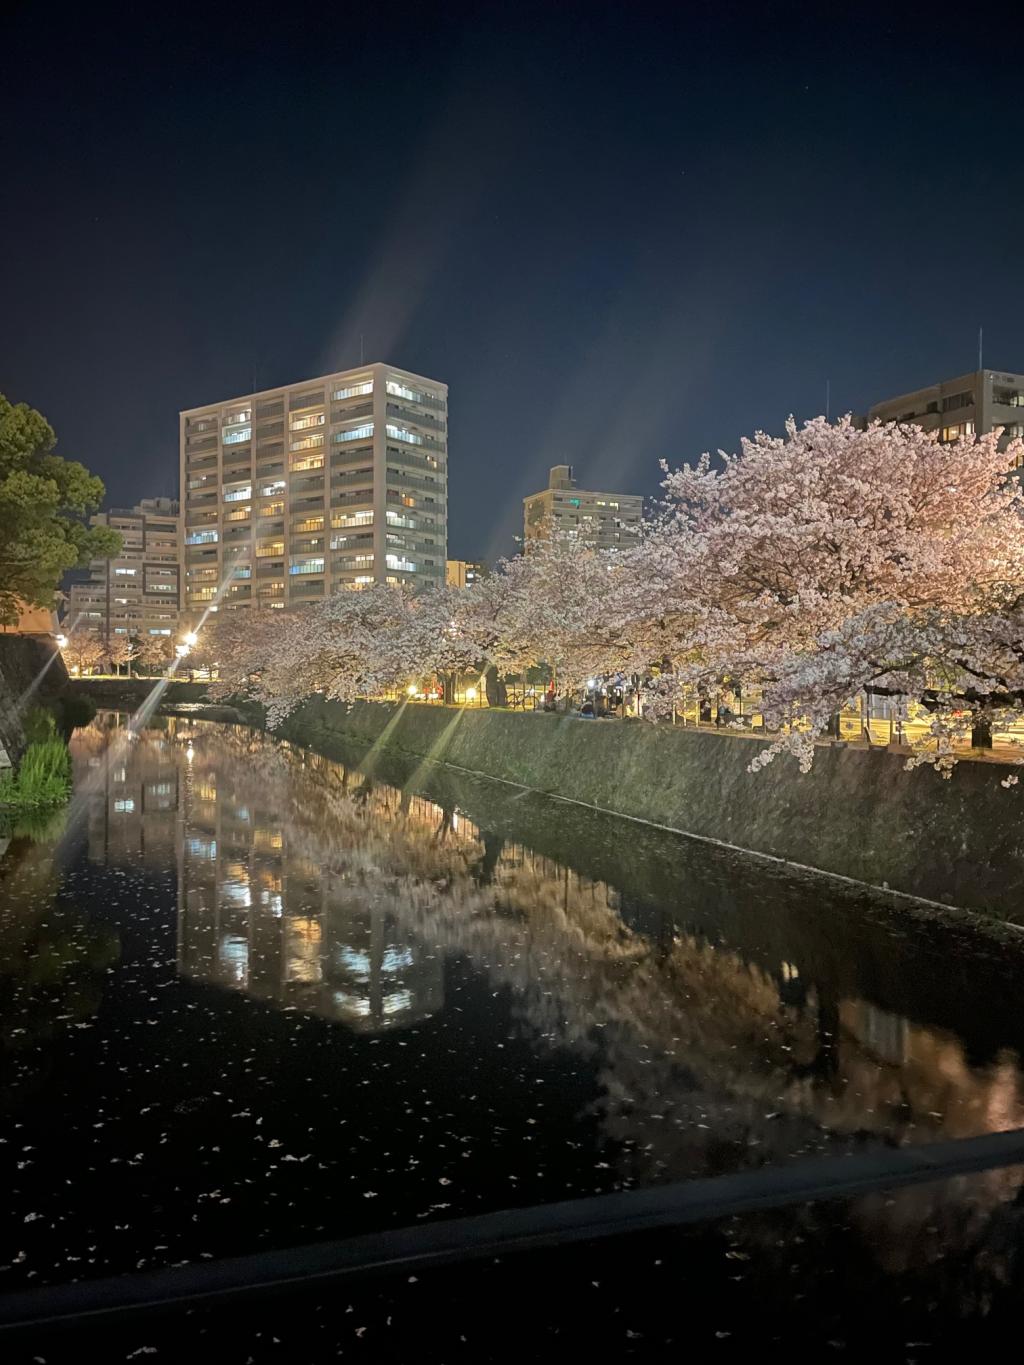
[271,696,1024,920]
[67,682,1024,918]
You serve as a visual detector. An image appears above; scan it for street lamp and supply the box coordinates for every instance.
[183,631,199,648]
[175,643,190,659]
[406,683,418,697]
[56,634,68,648]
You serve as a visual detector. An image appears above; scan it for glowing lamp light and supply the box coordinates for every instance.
[175,643,190,658]
[587,678,598,689]
[183,631,199,647]
[466,687,478,701]
[406,683,418,697]
[56,634,68,648]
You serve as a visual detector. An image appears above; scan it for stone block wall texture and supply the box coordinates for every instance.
[0,635,67,766]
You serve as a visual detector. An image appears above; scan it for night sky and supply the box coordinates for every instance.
[3,1,1023,562]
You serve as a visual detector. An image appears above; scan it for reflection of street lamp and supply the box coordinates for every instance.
[56,634,68,648]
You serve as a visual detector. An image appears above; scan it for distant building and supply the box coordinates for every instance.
[523,465,642,550]
[179,363,448,616]
[446,558,488,589]
[0,600,59,636]
[66,498,180,643]
[867,368,1024,460]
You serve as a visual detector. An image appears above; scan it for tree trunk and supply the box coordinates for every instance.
[972,714,993,749]
[483,663,507,708]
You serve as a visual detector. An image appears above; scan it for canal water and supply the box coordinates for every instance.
[3,711,1024,1359]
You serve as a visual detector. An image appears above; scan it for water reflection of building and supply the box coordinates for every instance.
[78,713,181,869]
[174,736,444,1030]
[74,716,444,1032]
[73,716,1024,1164]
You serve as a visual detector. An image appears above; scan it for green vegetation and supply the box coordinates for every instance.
[0,392,121,625]
[0,716,72,811]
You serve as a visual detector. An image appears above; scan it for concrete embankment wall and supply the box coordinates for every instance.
[270,696,1024,919]
[67,682,1024,918]
[0,635,67,766]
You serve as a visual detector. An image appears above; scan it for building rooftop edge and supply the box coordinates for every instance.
[179,362,447,416]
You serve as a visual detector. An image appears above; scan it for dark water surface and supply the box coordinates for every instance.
[4,712,1024,1357]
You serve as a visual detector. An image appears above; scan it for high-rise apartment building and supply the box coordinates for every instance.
[523,465,642,550]
[445,558,488,589]
[179,363,447,615]
[66,498,180,642]
[867,368,1024,456]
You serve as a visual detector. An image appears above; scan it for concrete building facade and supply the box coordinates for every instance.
[868,368,1024,457]
[179,363,447,616]
[523,465,642,550]
[66,498,180,642]
[445,559,488,589]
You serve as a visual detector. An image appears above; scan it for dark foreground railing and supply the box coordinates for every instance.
[3,1127,1024,1338]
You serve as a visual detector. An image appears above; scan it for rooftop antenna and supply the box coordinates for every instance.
[978,326,984,372]
[825,378,831,422]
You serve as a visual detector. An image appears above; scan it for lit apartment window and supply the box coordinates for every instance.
[224,485,252,502]
[291,455,325,472]
[290,413,326,431]
[223,425,252,445]
[941,421,975,442]
[386,380,424,403]
[385,424,423,445]
[256,541,285,557]
[114,566,138,575]
[260,480,287,497]
[289,558,325,575]
[186,530,219,545]
[332,510,373,529]
[333,381,373,401]
[260,501,285,516]
[290,433,325,452]
[148,628,172,635]
[386,554,418,573]
[333,423,374,443]
[224,408,251,425]
[354,575,374,585]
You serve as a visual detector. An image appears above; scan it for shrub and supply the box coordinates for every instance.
[0,738,72,810]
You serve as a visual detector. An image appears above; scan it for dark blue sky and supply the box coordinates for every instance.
[3,1,1022,561]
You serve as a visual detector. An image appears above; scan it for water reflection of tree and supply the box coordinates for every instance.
[192,725,1024,1163]
[144,722,1024,1300]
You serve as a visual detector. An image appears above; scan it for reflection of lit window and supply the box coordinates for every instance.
[383,990,413,1015]
[187,837,217,858]
[218,934,249,986]
[339,948,371,981]
[334,992,371,1016]
[113,798,135,813]
[382,947,413,972]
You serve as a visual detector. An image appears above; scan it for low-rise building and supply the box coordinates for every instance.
[445,559,488,589]
[867,368,1024,458]
[523,465,642,549]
